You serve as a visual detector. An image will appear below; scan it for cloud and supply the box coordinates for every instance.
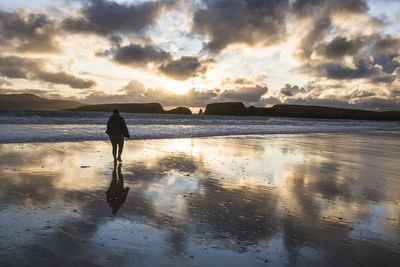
[0,87,64,97]
[220,75,266,86]
[119,80,146,95]
[80,80,268,107]
[190,0,371,54]
[63,0,176,36]
[0,8,61,53]
[218,85,268,103]
[292,12,400,86]
[0,79,12,86]
[104,46,214,79]
[81,86,217,107]
[191,0,289,52]
[292,0,368,17]
[103,43,172,67]
[0,56,96,89]
[373,35,400,53]
[297,57,398,84]
[274,81,400,111]
[221,77,253,85]
[289,0,400,89]
[159,56,214,80]
[277,95,400,111]
[280,84,307,97]
[35,71,96,89]
[312,34,400,61]
[315,36,364,59]
[293,0,369,60]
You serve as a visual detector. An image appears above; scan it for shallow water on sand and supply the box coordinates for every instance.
[0,133,399,266]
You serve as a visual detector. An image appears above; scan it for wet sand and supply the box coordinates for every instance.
[0,132,399,266]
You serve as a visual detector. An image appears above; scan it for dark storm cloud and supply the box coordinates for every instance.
[314,34,400,60]
[280,84,307,97]
[293,0,369,60]
[191,0,289,52]
[288,1,400,87]
[296,31,400,85]
[35,71,96,89]
[218,85,268,103]
[104,45,214,77]
[159,56,214,80]
[0,56,96,89]
[298,55,398,84]
[190,0,370,54]
[63,0,175,35]
[373,35,400,53]
[105,44,172,67]
[0,56,41,79]
[315,36,364,59]
[296,15,332,60]
[292,0,368,17]
[0,9,60,53]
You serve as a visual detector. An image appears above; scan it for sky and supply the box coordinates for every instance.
[0,0,399,110]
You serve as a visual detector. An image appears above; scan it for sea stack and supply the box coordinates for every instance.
[204,102,246,115]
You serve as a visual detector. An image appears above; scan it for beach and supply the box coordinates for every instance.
[0,132,399,266]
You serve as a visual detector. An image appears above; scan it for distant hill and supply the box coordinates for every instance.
[2,94,398,120]
[0,94,83,110]
[204,102,400,121]
[0,94,192,114]
[204,102,246,116]
[165,107,192,115]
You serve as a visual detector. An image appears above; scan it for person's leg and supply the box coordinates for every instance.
[117,138,124,161]
[111,139,117,161]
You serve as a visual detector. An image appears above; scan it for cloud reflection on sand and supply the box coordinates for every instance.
[0,133,399,266]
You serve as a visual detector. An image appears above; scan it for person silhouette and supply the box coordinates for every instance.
[106,163,130,215]
[105,109,130,162]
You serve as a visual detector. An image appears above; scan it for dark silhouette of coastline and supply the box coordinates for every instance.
[0,93,83,110]
[1,93,399,120]
[165,106,192,114]
[204,102,400,121]
[106,163,129,215]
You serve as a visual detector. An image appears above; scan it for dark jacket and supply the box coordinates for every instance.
[106,114,130,138]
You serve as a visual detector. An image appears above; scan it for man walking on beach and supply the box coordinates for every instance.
[106,109,130,162]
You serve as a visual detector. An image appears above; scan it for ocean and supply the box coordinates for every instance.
[1,109,400,143]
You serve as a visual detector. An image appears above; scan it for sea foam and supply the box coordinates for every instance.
[0,110,399,143]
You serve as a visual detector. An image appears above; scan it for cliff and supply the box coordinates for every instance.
[204,102,246,115]
[204,102,400,121]
[165,107,192,115]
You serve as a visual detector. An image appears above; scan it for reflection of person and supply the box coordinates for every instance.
[106,163,130,215]
[105,109,130,162]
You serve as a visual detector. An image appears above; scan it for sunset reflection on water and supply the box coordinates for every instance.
[0,133,399,266]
